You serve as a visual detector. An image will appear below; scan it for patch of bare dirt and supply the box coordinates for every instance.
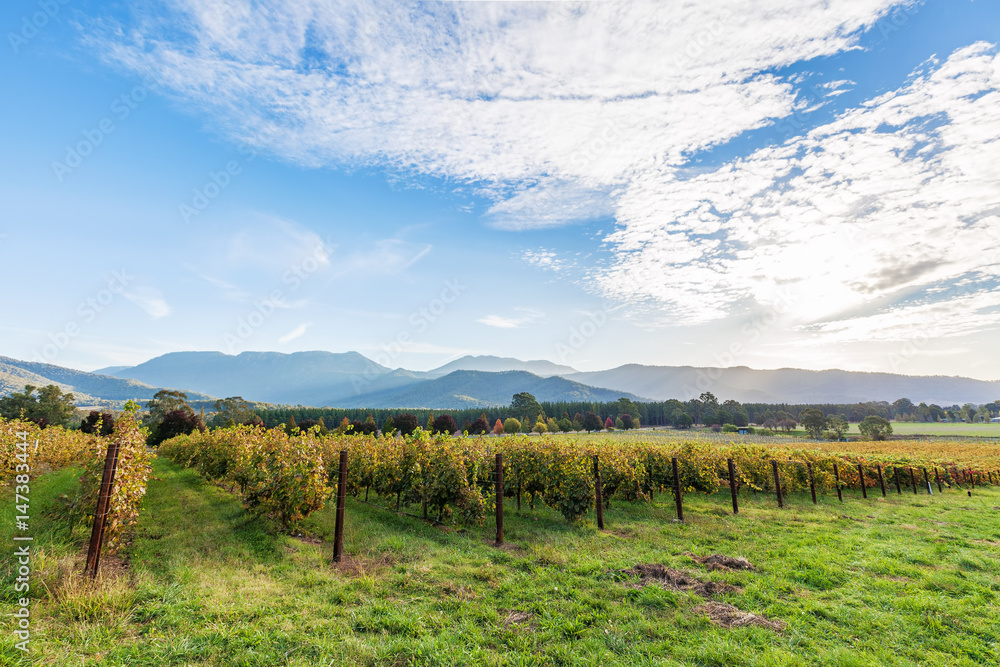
[695,602,786,631]
[685,553,754,572]
[613,564,739,597]
[334,552,399,577]
[974,539,1000,547]
[441,583,477,601]
[501,610,535,630]
[488,540,526,554]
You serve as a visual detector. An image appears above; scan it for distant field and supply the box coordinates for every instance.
[887,422,1000,437]
[566,428,1000,467]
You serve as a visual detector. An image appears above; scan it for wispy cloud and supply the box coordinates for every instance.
[85,1,999,350]
[88,0,904,230]
[478,308,544,329]
[278,322,311,343]
[596,43,1000,341]
[122,286,171,319]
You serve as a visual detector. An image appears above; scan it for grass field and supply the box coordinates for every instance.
[3,456,999,666]
[886,422,1000,438]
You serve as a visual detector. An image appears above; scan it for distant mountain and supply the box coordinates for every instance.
[427,355,578,378]
[565,365,1000,405]
[0,356,213,407]
[62,349,1000,409]
[106,351,429,406]
[344,370,647,409]
[92,365,131,376]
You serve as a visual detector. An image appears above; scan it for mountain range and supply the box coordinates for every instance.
[0,356,214,407]
[1,351,996,409]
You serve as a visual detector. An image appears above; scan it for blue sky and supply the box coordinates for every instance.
[1,0,998,380]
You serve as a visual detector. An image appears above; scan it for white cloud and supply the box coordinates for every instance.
[86,1,1000,351]
[523,249,568,273]
[597,43,1000,341]
[477,308,545,329]
[278,322,311,343]
[89,0,904,230]
[122,286,171,319]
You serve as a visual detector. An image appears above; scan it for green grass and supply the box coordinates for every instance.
[4,458,1000,666]
[886,422,1000,438]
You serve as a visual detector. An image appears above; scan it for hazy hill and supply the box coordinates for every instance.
[0,356,213,406]
[344,370,647,409]
[104,351,427,406]
[426,355,578,378]
[62,349,1000,409]
[566,365,1000,405]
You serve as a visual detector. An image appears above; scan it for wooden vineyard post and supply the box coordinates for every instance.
[593,456,604,530]
[672,457,683,522]
[495,453,504,545]
[728,458,739,515]
[893,466,902,494]
[833,463,843,502]
[935,468,943,493]
[647,455,655,502]
[333,449,348,563]
[969,470,975,491]
[85,436,122,578]
[923,468,933,495]
[857,463,868,499]
[876,465,887,498]
[909,467,918,494]
[807,462,817,505]
[771,460,783,509]
[516,470,521,512]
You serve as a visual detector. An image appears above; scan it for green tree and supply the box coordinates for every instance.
[827,416,850,439]
[799,408,828,439]
[382,415,395,435]
[0,384,76,427]
[511,392,542,422]
[616,397,640,421]
[145,389,191,428]
[671,411,693,429]
[859,415,892,440]
[211,396,258,427]
[722,399,749,427]
[502,417,521,434]
[558,417,573,432]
